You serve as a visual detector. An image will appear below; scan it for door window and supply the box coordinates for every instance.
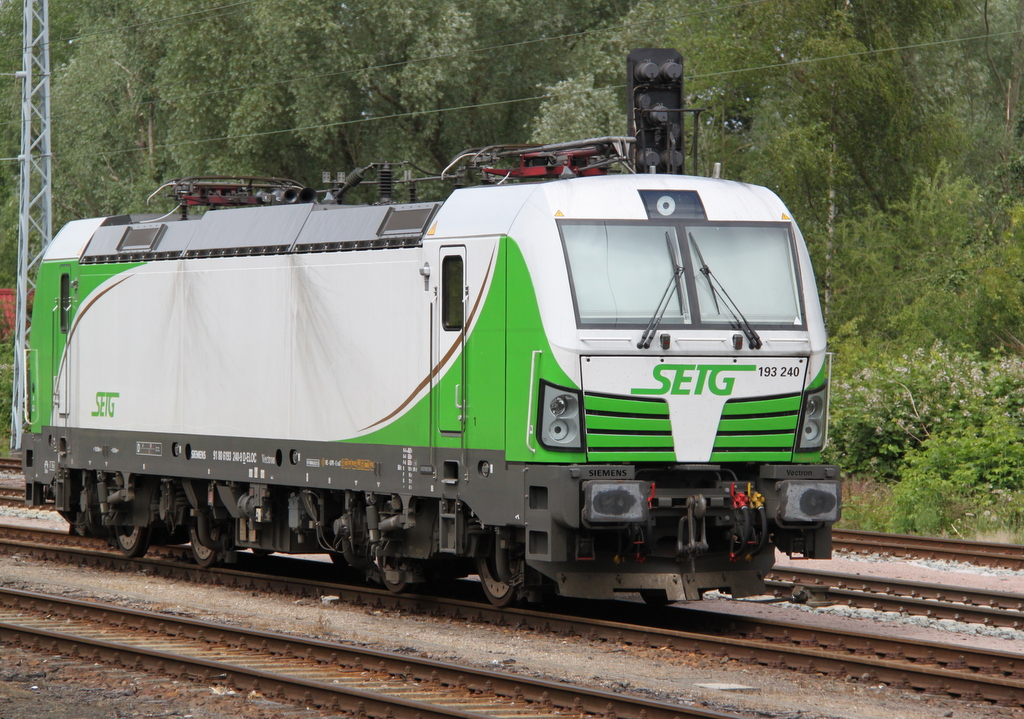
[59,273,71,334]
[441,255,464,330]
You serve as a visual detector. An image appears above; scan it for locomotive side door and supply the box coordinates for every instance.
[433,246,467,437]
[53,265,72,423]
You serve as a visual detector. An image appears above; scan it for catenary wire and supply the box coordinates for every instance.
[1,22,1020,164]
[0,0,773,133]
[47,26,1024,163]
[20,0,264,52]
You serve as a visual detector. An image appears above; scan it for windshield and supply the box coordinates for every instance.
[561,222,690,327]
[561,220,802,328]
[686,225,801,325]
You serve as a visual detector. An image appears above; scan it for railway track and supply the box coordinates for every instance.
[0,584,749,719]
[833,528,1024,570]
[12,513,1024,629]
[764,529,1024,628]
[0,485,26,508]
[0,457,29,509]
[766,566,1024,628]
[0,523,1021,709]
[4,498,1024,625]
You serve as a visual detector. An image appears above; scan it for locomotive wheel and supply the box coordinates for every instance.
[113,525,151,558]
[62,510,106,538]
[189,525,222,568]
[382,572,410,594]
[476,555,521,608]
[378,557,418,594]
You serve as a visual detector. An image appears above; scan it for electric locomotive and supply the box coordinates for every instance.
[19,50,840,606]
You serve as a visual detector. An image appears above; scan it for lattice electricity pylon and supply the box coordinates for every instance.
[11,0,52,451]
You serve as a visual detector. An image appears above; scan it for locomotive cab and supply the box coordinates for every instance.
[429,173,841,603]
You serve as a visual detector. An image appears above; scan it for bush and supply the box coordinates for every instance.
[827,344,1024,478]
[827,344,1024,537]
[889,413,1024,535]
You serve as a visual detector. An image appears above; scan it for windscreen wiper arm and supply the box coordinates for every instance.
[637,233,685,350]
[687,232,763,350]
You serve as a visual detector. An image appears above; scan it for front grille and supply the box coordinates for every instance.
[583,392,676,462]
[711,394,800,462]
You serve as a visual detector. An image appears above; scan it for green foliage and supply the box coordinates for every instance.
[827,344,1024,478]
[836,478,894,533]
[530,73,623,144]
[828,344,1024,537]
[8,0,632,223]
[830,166,990,350]
[890,413,1024,535]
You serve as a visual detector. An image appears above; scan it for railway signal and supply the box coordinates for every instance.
[627,48,685,174]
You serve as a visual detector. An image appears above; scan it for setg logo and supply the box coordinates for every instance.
[91,391,119,418]
[631,364,755,396]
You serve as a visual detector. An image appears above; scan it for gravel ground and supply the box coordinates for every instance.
[0,508,1017,718]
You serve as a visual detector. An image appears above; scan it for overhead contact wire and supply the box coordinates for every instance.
[0,0,773,132]
[0,12,1018,162]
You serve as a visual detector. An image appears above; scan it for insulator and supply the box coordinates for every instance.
[341,166,366,191]
[378,163,393,203]
[333,166,368,204]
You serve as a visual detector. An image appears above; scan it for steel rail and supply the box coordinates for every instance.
[0,485,31,508]
[0,585,741,719]
[766,567,1024,628]
[834,529,1024,570]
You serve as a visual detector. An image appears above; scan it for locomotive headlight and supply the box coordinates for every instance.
[549,393,576,417]
[549,419,578,444]
[805,394,824,418]
[796,386,829,451]
[538,382,584,451]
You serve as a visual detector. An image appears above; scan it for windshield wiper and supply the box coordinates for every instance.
[637,233,685,350]
[687,232,763,350]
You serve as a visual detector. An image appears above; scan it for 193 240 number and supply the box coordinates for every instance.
[758,366,801,378]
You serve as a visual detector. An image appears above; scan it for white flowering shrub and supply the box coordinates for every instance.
[826,344,1024,535]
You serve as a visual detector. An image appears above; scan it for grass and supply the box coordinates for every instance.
[840,476,1024,544]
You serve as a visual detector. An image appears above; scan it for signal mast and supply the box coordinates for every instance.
[12,0,52,451]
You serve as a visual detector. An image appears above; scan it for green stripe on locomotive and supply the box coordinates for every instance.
[28,259,142,433]
[347,237,585,463]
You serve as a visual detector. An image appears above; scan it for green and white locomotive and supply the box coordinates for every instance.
[20,52,840,606]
